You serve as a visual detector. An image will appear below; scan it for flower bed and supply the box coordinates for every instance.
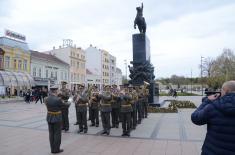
[148,100,196,113]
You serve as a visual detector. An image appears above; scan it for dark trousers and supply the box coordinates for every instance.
[78,111,87,131]
[35,96,42,104]
[88,107,92,120]
[48,122,61,153]
[90,108,99,125]
[131,108,137,129]
[61,108,69,130]
[101,112,111,132]
[111,108,119,127]
[137,102,142,123]
[143,101,148,118]
[121,112,131,134]
[75,106,79,124]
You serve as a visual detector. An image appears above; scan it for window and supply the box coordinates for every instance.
[71,73,73,81]
[23,60,27,70]
[51,71,53,78]
[39,68,41,77]
[5,56,10,68]
[64,72,67,80]
[77,74,79,81]
[46,70,48,78]
[18,60,22,70]
[14,59,17,69]
[0,56,3,69]
[55,71,57,79]
[33,67,36,76]
[77,62,79,68]
[61,71,63,80]
[77,54,79,58]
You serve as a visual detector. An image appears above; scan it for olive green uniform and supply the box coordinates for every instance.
[120,92,133,136]
[75,90,89,133]
[45,95,63,153]
[100,90,112,135]
[59,88,70,131]
[111,90,120,128]
[90,90,100,127]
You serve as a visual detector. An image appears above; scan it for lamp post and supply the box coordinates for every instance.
[201,56,204,96]
[191,69,192,94]
[124,59,127,83]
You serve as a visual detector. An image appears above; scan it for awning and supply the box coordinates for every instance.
[0,70,35,87]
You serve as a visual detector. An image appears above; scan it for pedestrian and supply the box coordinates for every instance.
[35,89,43,104]
[191,80,235,155]
[44,85,64,154]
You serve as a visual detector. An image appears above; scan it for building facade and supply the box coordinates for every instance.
[0,32,34,96]
[115,67,122,86]
[85,45,102,89]
[30,50,69,88]
[109,54,116,85]
[45,40,86,90]
[85,45,120,88]
[86,69,101,89]
[101,49,110,86]
[0,37,30,73]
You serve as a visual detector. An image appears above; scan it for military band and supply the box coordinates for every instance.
[45,82,150,153]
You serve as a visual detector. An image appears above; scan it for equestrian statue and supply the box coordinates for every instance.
[134,3,147,34]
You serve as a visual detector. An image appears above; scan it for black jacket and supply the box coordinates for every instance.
[191,93,235,155]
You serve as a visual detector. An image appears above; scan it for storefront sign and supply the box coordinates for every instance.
[5,29,26,41]
[33,77,56,82]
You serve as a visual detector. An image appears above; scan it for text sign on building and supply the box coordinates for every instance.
[5,29,26,41]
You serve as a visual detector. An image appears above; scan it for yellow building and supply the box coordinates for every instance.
[0,35,33,96]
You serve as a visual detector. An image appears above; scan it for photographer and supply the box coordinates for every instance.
[191,81,235,155]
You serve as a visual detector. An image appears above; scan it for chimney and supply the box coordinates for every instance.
[90,44,92,47]
[53,46,55,50]
[59,46,61,49]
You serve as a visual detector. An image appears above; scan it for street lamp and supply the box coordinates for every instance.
[191,69,192,94]
[124,59,127,83]
[201,56,205,96]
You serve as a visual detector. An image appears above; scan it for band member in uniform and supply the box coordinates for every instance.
[120,85,133,137]
[73,89,79,125]
[44,85,64,154]
[99,85,112,135]
[58,81,70,132]
[136,86,143,124]
[142,84,149,118]
[75,84,89,133]
[89,85,100,127]
[111,84,120,128]
[131,86,138,130]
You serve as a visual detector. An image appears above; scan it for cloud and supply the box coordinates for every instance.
[0,0,235,78]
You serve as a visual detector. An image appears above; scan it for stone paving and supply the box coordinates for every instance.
[0,96,205,155]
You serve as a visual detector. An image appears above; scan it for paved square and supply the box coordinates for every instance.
[0,96,205,155]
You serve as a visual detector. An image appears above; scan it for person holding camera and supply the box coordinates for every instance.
[191,80,235,155]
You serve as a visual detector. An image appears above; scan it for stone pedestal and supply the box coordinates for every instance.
[130,33,155,104]
[132,34,150,63]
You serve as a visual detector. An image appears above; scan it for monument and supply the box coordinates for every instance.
[129,3,155,104]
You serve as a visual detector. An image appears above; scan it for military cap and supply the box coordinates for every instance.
[50,85,59,90]
[78,84,85,88]
[128,84,134,88]
[61,81,67,85]
[112,84,117,87]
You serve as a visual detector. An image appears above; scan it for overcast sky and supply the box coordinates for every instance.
[1,0,235,78]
